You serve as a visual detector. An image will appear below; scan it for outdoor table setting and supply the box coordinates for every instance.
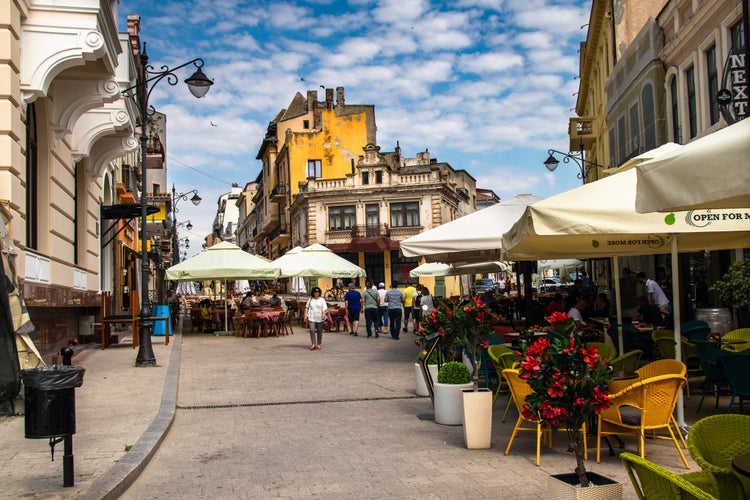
[504,330,548,348]
[732,453,750,478]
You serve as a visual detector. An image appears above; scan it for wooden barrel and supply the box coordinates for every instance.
[695,307,734,335]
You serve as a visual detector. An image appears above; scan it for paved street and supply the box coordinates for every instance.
[1,314,720,499]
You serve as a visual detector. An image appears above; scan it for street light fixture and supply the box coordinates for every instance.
[124,42,213,367]
[543,148,602,185]
[172,184,201,265]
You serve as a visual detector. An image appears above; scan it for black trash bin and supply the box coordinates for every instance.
[21,365,85,439]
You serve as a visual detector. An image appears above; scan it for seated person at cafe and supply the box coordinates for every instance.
[198,298,214,332]
[593,293,611,317]
[240,291,258,310]
[632,295,665,326]
[568,297,601,342]
[269,291,282,307]
[483,290,499,312]
[546,292,564,316]
[565,279,584,310]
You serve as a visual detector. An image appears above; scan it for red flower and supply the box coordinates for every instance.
[547,311,570,325]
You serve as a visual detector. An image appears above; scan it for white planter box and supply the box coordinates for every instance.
[434,381,473,425]
[461,388,493,449]
[415,363,439,396]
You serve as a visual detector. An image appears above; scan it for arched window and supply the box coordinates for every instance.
[669,76,680,143]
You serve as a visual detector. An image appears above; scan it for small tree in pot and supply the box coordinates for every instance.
[517,311,612,487]
[709,254,750,326]
[450,296,501,390]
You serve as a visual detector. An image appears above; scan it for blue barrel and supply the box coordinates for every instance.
[151,305,172,336]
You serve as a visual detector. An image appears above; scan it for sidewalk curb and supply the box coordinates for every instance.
[83,333,182,500]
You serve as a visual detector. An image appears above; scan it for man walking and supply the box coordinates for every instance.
[377,282,389,336]
[402,281,416,333]
[344,282,363,336]
[362,280,380,338]
[384,282,404,339]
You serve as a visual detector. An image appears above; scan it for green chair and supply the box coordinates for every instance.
[487,344,517,408]
[652,330,701,397]
[687,413,750,497]
[585,341,616,363]
[718,352,750,414]
[609,349,642,373]
[722,328,750,353]
[620,452,720,500]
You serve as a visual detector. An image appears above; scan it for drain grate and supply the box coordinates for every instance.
[178,394,421,411]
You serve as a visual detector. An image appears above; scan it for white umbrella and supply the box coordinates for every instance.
[270,243,365,278]
[501,167,750,427]
[400,194,542,265]
[234,280,251,294]
[175,281,197,296]
[166,242,281,333]
[635,119,750,212]
[410,261,511,277]
[537,259,583,272]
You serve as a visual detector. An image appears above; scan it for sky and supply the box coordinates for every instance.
[118,0,593,258]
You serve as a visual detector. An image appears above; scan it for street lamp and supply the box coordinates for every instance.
[543,148,602,185]
[172,184,201,264]
[125,42,213,367]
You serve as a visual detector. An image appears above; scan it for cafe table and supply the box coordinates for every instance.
[732,453,750,478]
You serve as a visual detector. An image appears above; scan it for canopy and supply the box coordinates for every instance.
[165,242,281,333]
[409,261,511,277]
[400,194,542,264]
[166,242,280,281]
[270,243,365,278]
[537,259,583,272]
[602,142,683,176]
[635,119,750,212]
[501,167,750,428]
[502,168,750,261]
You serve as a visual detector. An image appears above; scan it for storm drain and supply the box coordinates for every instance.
[178,394,421,410]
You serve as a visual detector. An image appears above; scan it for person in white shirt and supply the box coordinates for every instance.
[303,287,328,350]
[377,282,388,335]
[637,271,671,313]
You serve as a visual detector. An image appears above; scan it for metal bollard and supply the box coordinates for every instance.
[59,346,74,487]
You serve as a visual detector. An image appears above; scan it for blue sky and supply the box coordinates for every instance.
[118,0,593,257]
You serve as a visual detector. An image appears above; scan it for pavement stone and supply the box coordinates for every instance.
[0,311,731,499]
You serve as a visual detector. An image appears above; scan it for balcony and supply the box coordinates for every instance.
[270,183,287,201]
[269,223,289,247]
[568,117,596,151]
[261,212,279,234]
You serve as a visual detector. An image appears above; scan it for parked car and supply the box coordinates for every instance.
[471,279,496,295]
[536,277,565,293]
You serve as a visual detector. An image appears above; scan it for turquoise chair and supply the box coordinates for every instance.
[718,352,750,414]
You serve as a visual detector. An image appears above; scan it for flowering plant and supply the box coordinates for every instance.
[451,296,502,390]
[517,311,612,487]
[415,305,455,348]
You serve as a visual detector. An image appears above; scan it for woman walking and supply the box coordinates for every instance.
[304,287,328,350]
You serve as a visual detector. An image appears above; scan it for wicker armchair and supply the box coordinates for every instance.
[621,452,719,500]
[596,373,689,468]
[487,345,516,408]
[609,349,642,373]
[687,414,750,498]
[722,328,750,353]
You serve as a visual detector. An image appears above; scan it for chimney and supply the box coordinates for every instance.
[325,88,334,108]
[336,87,345,108]
[307,90,317,112]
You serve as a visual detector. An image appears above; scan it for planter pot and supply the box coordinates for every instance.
[546,472,622,500]
[434,381,473,425]
[461,388,492,449]
[415,363,439,397]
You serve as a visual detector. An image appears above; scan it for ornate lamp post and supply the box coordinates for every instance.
[543,148,602,185]
[172,183,201,264]
[125,42,213,367]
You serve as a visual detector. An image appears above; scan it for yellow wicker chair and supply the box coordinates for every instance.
[487,345,517,407]
[502,369,586,466]
[597,373,689,468]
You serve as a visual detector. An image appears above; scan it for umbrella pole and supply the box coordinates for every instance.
[670,235,686,428]
[612,257,623,354]
[224,278,229,333]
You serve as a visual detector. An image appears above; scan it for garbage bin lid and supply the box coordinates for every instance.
[21,365,85,390]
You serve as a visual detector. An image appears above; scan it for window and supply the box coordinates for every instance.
[731,18,745,51]
[629,103,640,156]
[617,115,626,164]
[705,44,719,125]
[329,205,355,230]
[390,201,419,227]
[375,170,383,184]
[670,76,680,143]
[366,204,379,236]
[642,84,656,150]
[26,102,38,250]
[152,183,160,195]
[307,159,322,178]
[303,119,310,129]
[362,171,369,185]
[608,127,616,168]
[686,66,697,139]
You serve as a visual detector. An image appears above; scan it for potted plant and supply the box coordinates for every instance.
[517,311,620,496]
[709,254,750,327]
[433,361,472,425]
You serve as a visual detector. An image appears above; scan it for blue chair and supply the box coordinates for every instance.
[692,343,731,413]
[681,320,711,343]
[607,323,643,357]
[718,352,750,413]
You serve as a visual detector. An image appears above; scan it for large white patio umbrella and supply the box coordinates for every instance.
[400,194,542,265]
[501,168,750,427]
[270,243,366,278]
[166,241,281,332]
[409,261,511,277]
[635,119,750,212]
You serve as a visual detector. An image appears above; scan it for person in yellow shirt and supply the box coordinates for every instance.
[402,281,417,333]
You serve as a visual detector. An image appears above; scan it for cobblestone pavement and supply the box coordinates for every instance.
[1,313,723,499]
